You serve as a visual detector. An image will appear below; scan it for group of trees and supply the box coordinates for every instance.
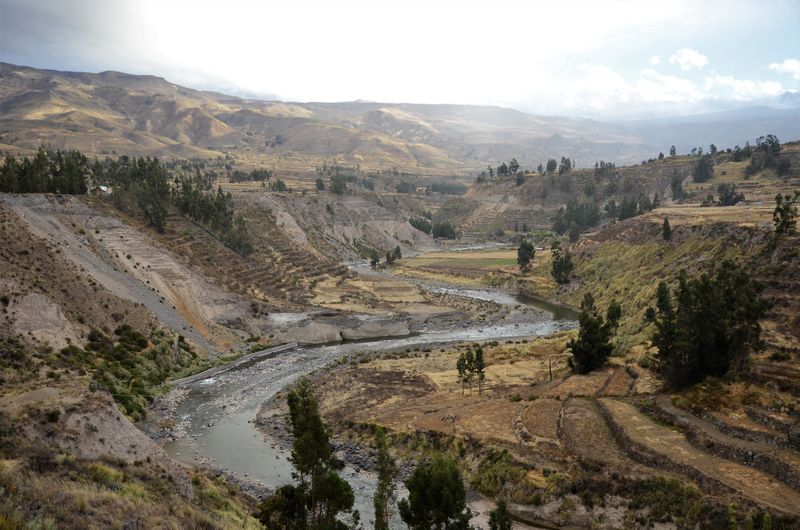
[648,261,769,388]
[101,155,171,232]
[407,215,457,239]
[0,148,89,194]
[550,242,574,284]
[491,159,521,177]
[604,193,659,221]
[746,135,790,177]
[409,216,432,234]
[567,294,621,374]
[456,347,486,395]
[432,221,457,239]
[173,172,252,255]
[260,380,521,530]
[552,199,600,237]
[229,168,271,182]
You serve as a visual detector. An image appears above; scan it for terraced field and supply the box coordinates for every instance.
[313,336,800,526]
[599,398,800,517]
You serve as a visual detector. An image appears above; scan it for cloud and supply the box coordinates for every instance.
[705,75,784,101]
[649,55,662,65]
[669,48,709,70]
[769,59,800,80]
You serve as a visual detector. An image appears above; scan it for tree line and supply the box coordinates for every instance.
[0,148,254,257]
[1,147,89,194]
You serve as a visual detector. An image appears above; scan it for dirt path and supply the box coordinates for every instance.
[600,398,800,516]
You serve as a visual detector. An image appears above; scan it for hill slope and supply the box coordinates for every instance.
[2,63,798,174]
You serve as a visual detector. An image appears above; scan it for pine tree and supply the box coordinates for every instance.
[567,294,619,374]
[474,347,486,395]
[663,217,671,240]
[488,500,512,530]
[517,239,535,272]
[398,455,472,530]
[373,428,398,530]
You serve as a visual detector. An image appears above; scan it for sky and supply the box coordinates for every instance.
[1,0,799,119]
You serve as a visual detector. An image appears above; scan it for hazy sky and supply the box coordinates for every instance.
[1,0,799,118]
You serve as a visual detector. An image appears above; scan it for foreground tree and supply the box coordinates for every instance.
[259,379,355,528]
[567,294,620,374]
[398,455,472,530]
[517,239,535,272]
[662,217,671,241]
[373,428,398,530]
[650,261,770,389]
[488,500,512,530]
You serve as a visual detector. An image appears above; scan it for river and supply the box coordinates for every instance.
[161,280,577,527]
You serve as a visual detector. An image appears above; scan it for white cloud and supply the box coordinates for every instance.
[669,48,708,70]
[705,75,784,101]
[769,59,800,80]
[557,64,781,116]
[649,55,662,65]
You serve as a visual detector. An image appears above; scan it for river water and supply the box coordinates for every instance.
[162,284,577,527]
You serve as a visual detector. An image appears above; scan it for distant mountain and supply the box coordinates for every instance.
[1,63,798,173]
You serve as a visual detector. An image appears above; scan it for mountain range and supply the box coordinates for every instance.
[1,62,798,173]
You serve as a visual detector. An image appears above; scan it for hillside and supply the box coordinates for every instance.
[2,63,799,175]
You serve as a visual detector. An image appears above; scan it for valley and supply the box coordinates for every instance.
[1,63,800,530]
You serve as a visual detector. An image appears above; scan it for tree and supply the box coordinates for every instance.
[658,152,665,160]
[693,155,715,183]
[567,293,620,374]
[517,239,535,272]
[330,175,347,195]
[456,350,475,395]
[393,246,402,261]
[509,158,520,175]
[487,165,494,178]
[709,144,717,155]
[316,177,326,190]
[756,134,781,155]
[410,216,432,234]
[474,347,486,395]
[717,183,745,206]
[398,455,472,530]
[497,162,509,176]
[773,191,799,236]
[663,217,671,241]
[456,353,468,395]
[432,221,457,239]
[545,158,558,174]
[670,171,686,201]
[282,379,355,527]
[568,221,581,242]
[670,145,677,157]
[373,428,398,530]
[258,484,308,529]
[370,250,380,268]
[650,261,770,389]
[550,243,574,285]
[488,501,512,530]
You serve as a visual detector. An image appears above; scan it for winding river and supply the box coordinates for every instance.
[162,282,577,526]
